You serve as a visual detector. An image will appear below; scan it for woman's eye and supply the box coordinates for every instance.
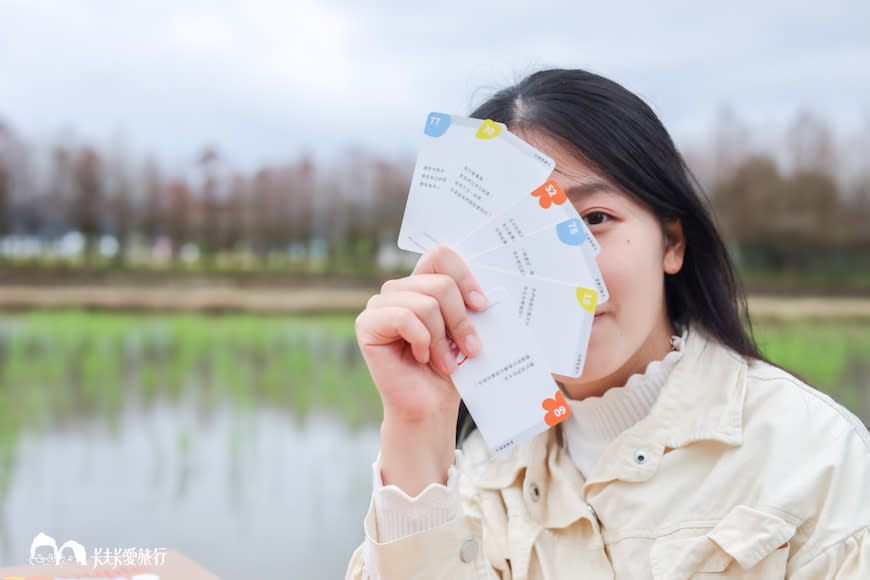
[582,212,609,226]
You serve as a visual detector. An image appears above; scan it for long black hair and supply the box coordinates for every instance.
[457,68,763,444]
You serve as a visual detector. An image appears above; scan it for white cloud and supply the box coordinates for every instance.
[0,0,867,169]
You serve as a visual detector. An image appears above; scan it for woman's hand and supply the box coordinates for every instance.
[355,246,487,496]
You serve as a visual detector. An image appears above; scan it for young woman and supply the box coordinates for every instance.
[347,69,870,579]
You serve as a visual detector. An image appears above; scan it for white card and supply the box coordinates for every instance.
[469,218,609,302]
[398,113,554,252]
[455,179,600,259]
[472,266,600,377]
[450,288,572,453]
[395,112,611,452]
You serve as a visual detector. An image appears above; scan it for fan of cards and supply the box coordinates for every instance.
[398,113,608,454]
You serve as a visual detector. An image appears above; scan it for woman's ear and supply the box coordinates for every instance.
[663,218,686,275]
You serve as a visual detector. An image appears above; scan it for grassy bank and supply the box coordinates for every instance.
[3,257,870,295]
[1,286,870,318]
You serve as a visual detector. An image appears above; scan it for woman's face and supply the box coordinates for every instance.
[518,130,686,400]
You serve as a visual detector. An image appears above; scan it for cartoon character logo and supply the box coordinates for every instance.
[29,532,87,565]
[59,539,88,564]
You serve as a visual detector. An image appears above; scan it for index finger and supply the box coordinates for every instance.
[413,246,488,311]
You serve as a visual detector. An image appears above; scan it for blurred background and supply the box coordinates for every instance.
[0,0,868,577]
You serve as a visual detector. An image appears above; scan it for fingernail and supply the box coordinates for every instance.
[464,334,481,356]
[442,351,458,374]
[468,290,487,310]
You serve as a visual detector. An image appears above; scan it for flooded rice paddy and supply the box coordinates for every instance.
[0,311,867,577]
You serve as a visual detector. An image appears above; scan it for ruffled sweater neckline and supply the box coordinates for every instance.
[562,331,686,478]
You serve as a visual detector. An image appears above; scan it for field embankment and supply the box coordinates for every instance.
[0,283,868,319]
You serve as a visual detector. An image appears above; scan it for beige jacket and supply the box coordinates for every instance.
[348,331,870,579]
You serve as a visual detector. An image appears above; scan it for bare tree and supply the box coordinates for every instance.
[1,135,39,237]
[167,179,191,261]
[372,158,412,239]
[844,175,870,247]
[780,169,839,245]
[0,122,10,237]
[252,168,274,260]
[224,173,247,254]
[71,147,103,262]
[106,152,132,266]
[45,146,75,240]
[0,157,8,237]
[197,147,223,262]
[787,110,836,176]
[286,157,316,264]
[711,105,752,186]
[141,158,165,248]
[712,154,785,244]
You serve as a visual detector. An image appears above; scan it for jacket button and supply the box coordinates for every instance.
[634,450,649,465]
[460,539,478,563]
[528,482,542,502]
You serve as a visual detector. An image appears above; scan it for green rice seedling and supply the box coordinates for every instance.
[4,310,860,430]
[753,319,870,424]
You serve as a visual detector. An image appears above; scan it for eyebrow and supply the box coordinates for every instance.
[561,177,622,201]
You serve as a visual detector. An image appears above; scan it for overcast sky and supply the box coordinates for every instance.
[1,0,868,171]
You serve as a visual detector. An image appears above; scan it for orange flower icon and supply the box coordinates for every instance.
[531,180,568,209]
[542,390,571,427]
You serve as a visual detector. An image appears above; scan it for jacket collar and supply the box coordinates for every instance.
[644,328,746,450]
[463,329,748,491]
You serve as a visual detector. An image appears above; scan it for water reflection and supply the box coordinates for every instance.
[1,313,867,578]
[0,313,382,578]
[1,396,379,578]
